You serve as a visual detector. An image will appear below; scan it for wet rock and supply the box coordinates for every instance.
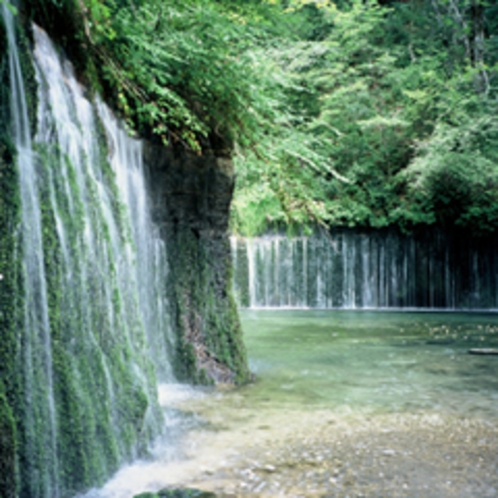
[134,489,217,498]
[144,142,250,385]
[468,348,498,355]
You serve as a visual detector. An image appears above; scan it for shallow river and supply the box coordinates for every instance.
[84,311,498,497]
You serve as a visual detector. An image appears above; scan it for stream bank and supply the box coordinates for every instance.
[108,310,498,498]
[157,397,498,498]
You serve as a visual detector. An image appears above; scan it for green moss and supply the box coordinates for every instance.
[29,70,162,494]
[0,21,22,496]
[1,8,250,497]
[0,387,17,498]
[35,136,161,493]
[167,227,250,385]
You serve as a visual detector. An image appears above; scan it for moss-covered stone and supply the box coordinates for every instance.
[0,388,17,498]
[34,132,160,495]
[144,143,251,385]
[0,17,22,498]
[1,7,250,498]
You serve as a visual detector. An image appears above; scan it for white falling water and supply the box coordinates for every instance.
[231,232,498,310]
[95,100,174,380]
[3,11,178,495]
[33,18,172,443]
[2,5,60,496]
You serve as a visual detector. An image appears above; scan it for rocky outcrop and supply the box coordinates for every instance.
[144,143,250,384]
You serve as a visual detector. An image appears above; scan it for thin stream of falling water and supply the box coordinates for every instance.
[96,100,174,380]
[233,233,498,310]
[33,22,168,436]
[2,16,179,495]
[247,239,256,307]
[2,4,60,496]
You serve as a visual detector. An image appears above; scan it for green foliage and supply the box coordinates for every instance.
[400,110,498,232]
[69,0,288,151]
[230,0,498,234]
[26,0,498,233]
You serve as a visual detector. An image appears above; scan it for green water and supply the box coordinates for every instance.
[91,311,498,497]
[239,310,498,418]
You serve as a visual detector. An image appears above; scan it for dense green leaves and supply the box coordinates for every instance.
[401,110,498,231]
[91,1,267,149]
[231,0,498,234]
[26,0,498,234]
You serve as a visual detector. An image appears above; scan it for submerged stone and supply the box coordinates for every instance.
[134,488,217,498]
[468,348,498,355]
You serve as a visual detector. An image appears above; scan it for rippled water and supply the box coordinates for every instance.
[240,310,498,418]
[83,311,498,497]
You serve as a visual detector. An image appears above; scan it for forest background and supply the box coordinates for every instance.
[19,0,498,236]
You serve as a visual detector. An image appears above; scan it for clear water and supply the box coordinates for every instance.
[240,310,498,418]
[85,310,498,497]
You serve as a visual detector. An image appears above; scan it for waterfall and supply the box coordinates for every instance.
[2,9,175,496]
[231,231,498,310]
[2,5,60,496]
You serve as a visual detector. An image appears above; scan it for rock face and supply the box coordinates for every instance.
[0,7,250,498]
[144,142,250,384]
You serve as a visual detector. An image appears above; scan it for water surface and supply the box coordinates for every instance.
[85,310,498,497]
[240,310,498,418]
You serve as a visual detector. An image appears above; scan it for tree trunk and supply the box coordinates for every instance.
[470,0,489,94]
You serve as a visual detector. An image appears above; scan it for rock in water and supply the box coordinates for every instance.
[134,488,217,498]
[468,348,498,355]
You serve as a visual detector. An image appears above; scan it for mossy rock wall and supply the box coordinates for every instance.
[0,13,163,497]
[0,14,23,498]
[1,8,250,498]
[144,143,250,385]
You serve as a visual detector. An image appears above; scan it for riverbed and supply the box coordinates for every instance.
[85,310,498,497]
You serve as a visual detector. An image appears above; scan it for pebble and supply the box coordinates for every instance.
[262,464,276,473]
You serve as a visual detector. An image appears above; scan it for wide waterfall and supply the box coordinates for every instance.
[232,230,498,310]
[2,9,175,497]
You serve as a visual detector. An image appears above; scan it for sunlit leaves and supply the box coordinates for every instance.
[35,0,498,234]
[233,0,498,234]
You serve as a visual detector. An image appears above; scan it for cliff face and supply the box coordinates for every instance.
[144,143,250,384]
[0,11,249,498]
